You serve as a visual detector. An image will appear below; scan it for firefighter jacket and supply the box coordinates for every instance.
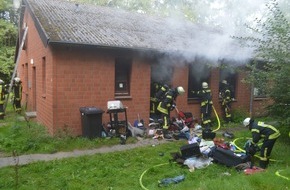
[155,84,169,102]
[220,86,232,106]
[196,88,213,107]
[13,82,22,101]
[249,121,280,144]
[150,82,168,102]
[157,88,178,115]
[0,84,7,104]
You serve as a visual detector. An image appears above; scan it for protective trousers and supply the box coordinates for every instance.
[0,103,4,119]
[0,85,5,119]
[222,102,232,123]
[201,104,212,129]
[13,84,22,113]
[259,138,277,169]
[160,112,170,130]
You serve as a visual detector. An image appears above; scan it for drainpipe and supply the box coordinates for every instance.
[249,82,254,118]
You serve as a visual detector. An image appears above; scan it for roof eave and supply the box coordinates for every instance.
[48,40,167,55]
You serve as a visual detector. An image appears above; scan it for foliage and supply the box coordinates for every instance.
[0,0,18,83]
[236,0,290,127]
[0,46,15,83]
[0,0,19,25]
[72,0,198,21]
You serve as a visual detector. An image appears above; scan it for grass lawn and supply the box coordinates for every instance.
[0,105,289,189]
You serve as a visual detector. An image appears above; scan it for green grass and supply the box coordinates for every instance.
[0,104,289,189]
[0,104,137,156]
[0,139,289,190]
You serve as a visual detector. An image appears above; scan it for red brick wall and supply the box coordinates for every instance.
[18,9,55,134]
[51,48,153,135]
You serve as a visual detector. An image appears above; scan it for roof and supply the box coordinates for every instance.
[23,0,220,54]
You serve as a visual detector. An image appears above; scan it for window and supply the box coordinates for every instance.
[252,61,267,98]
[219,65,237,99]
[24,63,28,91]
[42,57,46,95]
[188,62,211,99]
[115,58,132,96]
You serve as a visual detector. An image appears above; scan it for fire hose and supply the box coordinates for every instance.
[212,105,220,132]
[232,137,279,162]
[139,162,169,190]
[231,138,289,180]
[275,170,290,181]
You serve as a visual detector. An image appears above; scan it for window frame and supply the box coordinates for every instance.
[219,65,238,100]
[42,57,46,95]
[115,58,132,97]
[187,62,211,100]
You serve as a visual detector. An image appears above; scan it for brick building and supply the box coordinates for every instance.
[15,0,269,136]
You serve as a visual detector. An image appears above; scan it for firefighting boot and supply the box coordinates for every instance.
[259,159,269,169]
[162,129,172,139]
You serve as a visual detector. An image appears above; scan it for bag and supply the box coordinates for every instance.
[180,143,201,159]
[210,146,250,167]
[202,129,216,140]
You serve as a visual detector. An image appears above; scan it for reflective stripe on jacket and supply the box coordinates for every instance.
[197,88,213,106]
[250,121,280,144]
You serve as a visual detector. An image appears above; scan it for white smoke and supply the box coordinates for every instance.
[154,0,287,66]
[148,0,287,82]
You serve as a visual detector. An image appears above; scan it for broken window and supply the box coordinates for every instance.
[219,65,237,99]
[188,61,211,99]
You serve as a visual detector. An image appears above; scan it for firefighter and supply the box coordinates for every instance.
[219,80,232,123]
[12,77,23,114]
[192,82,213,130]
[157,86,185,139]
[0,79,7,119]
[150,82,169,120]
[243,117,280,169]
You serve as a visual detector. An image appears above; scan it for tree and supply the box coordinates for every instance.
[72,0,198,21]
[0,0,17,83]
[238,0,290,128]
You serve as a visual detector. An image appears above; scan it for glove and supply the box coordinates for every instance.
[244,139,252,149]
[170,103,176,111]
[247,146,257,156]
[245,141,259,156]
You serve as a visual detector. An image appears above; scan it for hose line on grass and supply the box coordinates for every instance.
[139,162,170,190]
[275,170,289,181]
[212,105,220,132]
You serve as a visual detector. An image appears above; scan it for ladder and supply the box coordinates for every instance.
[3,26,28,112]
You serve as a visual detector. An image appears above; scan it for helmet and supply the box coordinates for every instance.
[0,79,3,84]
[222,80,227,84]
[243,117,251,127]
[14,77,21,83]
[177,86,185,95]
[202,82,208,88]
